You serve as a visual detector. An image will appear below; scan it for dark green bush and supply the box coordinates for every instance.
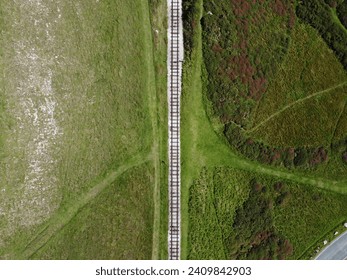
[296,0,347,70]
[336,1,347,28]
[182,0,199,57]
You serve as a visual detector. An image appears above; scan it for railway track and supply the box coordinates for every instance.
[167,0,183,260]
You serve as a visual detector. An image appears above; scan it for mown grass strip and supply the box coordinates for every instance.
[138,0,161,260]
[148,0,169,260]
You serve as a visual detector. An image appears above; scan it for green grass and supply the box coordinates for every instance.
[148,0,168,260]
[30,163,154,260]
[195,0,347,178]
[252,23,347,128]
[188,167,347,259]
[332,102,347,142]
[250,84,347,147]
[200,0,293,128]
[182,0,347,260]
[188,168,228,260]
[246,22,347,176]
[273,180,347,259]
[330,3,347,33]
[0,0,160,259]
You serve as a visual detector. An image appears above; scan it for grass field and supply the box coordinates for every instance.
[250,23,347,147]
[0,0,161,259]
[193,0,347,178]
[251,23,347,128]
[182,0,347,260]
[31,163,155,259]
[188,167,347,259]
[250,84,347,147]
[1,0,346,260]
[148,0,169,260]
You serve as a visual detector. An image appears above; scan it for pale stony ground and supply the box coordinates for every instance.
[0,0,102,244]
[0,0,66,242]
[0,0,154,254]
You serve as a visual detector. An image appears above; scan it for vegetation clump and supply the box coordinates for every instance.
[228,180,293,260]
[296,0,347,69]
[188,168,347,260]
[336,1,347,28]
[193,0,347,177]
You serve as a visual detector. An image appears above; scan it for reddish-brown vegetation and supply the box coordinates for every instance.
[271,0,288,16]
[252,231,272,246]
[287,147,295,161]
[212,44,224,53]
[309,147,328,166]
[269,148,278,163]
[277,239,294,259]
[342,151,347,164]
[253,181,263,192]
[228,0,270,101]
[224,0,294,101]
[273,182,284,192]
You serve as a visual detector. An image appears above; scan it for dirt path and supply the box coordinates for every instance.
[138,0,161,260]
[20,152,151,259]
[249,81,347,132]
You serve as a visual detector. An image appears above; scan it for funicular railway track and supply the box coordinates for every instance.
[167,0,183,260]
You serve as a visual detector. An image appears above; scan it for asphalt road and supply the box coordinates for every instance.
[315,230,347,260]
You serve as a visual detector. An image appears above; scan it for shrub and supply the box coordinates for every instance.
[336,1,347,28]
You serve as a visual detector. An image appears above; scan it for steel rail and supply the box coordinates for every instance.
[167,0,183,260]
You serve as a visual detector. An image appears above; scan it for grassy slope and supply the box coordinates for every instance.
[189,167,347,259]
[21,153,150,259]
[250,23,347,147]
[250,84,347,147]
[252,23,347,126]
[182,0,347,259]
[188,168,249,259]
[31,163,154,260]
[333,103,347,141]
[0,0,159,259]
[148,0,168,260]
